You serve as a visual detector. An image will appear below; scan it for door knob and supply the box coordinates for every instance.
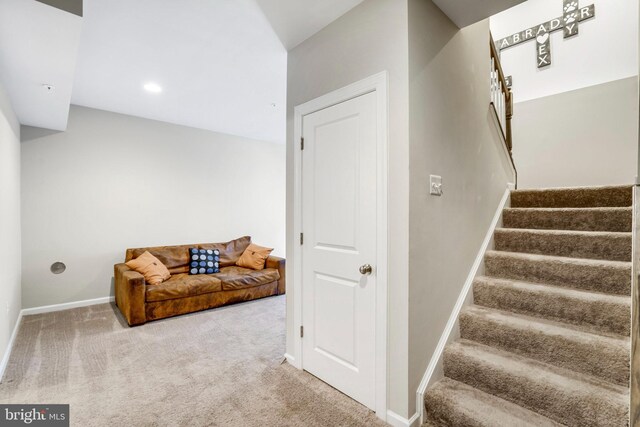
[359,264,373,275]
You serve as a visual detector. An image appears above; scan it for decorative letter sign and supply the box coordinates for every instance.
[495,0,595,68]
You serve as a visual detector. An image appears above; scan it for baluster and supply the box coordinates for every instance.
[502,91,507,129]
[498,80,504,128]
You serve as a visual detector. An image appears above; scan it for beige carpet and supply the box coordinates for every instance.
[424,186,632,427]
[0,296,386,427]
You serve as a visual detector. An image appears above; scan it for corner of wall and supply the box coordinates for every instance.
[0,80,22,382]
[286,0,412,418]
[414,187,511,424]
[407,10,516,419]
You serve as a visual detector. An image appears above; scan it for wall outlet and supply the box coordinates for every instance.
[430,175,443,196]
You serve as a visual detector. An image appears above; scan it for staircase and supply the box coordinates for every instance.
[424,186,633,427]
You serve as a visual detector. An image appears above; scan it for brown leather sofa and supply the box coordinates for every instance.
[114,236,285,326]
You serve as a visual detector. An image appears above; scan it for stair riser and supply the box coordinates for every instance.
[503,209,632,232]
[511,186,632,208]
[424,397,483,427]
[459,311,630,386]
[494,230,631,262]
[424,379,562,427]
[484,254,631,296]
[473,281,631,336]
[444,347,629,427]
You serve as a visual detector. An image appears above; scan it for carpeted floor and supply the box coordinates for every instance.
[0,296,386,426]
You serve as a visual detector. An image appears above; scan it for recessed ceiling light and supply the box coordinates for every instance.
[144,82,162,93]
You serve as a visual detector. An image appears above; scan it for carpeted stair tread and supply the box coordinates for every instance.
[444,340,629,427]
[484,250,631,295]
[511,186,632,208]
[424,378,563,427]
[502,207,632,232]
[459,305,630,385]
[473,276,630,336]
[494,228,632,261]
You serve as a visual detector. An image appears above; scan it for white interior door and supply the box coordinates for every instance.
[301,91,377,409]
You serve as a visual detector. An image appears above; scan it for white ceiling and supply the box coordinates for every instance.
[255,0,365,50]
[0,0,522,139]
[0,0,82,131]
[71,0,287,143]
[433,0,527,28]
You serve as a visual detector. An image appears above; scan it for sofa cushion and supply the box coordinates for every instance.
[127,244,193,275]
[214,266,280,290]
[199,236,251,267]
[125,236,252,274]
[145,274,222,302]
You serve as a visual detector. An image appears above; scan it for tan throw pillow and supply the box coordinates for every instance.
[126,251,171,285]
[236,243,273,271]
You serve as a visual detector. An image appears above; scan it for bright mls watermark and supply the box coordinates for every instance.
[1,405,69,426]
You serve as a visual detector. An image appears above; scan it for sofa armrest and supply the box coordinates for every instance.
[114,263,146,326]
[266,256,286,295]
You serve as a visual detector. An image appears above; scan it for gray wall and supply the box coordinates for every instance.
[21,106,285,309]
[0,82,21,368]
[286,0,411,417]
[408,0,516,417]
[512,77,639,189]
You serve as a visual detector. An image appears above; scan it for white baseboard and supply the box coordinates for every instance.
[415,186,511,425]
[0,295,114,382]
[0,310,24,383]
[21,296,114,316]
[387,410,420,427]
[284,353,300,369]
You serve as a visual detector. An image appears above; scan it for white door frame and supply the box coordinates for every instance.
[291,71,389,420]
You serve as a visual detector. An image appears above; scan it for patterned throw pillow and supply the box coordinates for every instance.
[189,248,220,275]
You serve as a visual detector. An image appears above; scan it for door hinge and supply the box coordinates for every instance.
[300,325,304,338]
[301,137,304,151]
[300,233,304,245]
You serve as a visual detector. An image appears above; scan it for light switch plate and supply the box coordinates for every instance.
[430,175,443,196]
